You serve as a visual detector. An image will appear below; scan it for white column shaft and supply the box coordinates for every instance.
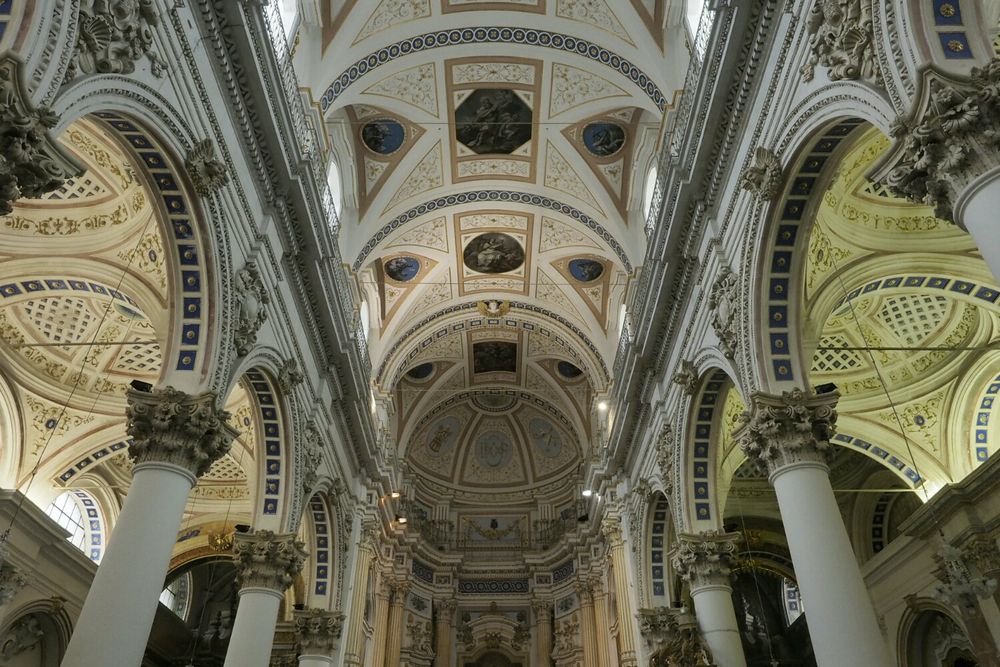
[772,463,890,667]
[298,656,335,667]
[223,588,283,667]
[958,171,1000,283]
[690,584,747,667]
[61,463,194,667]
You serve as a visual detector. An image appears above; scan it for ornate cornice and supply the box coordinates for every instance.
[232,530,307,592]
[735,388,839,476]
[125,386,238,478]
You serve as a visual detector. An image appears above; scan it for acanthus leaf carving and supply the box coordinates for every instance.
[639,606,714,667]
[671,530,740,589]
[294,607,345,655]
[800,0,883,87]
[734,388,839,475]
[278,359,304,393]
[71,0,168,78]
[672,360,698,395]
[232,530,307,592]
[0,56,78,215]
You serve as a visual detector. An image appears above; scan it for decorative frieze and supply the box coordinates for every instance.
[800,0,882,86]
[293,608,345,655]
[234,261,270,357]
[71,0,167,77]
[671,531,740,589]
[707,267,739,359]
[185,139,229,197]
[738,146,782,200]
[672,360,698,395]
[0,56,78,215]
[873,60,1000,222]
[232,530,307,592]
[734,388,839,476]
[125,386,238,478]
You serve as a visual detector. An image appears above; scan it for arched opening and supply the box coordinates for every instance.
[902,609,977,667]
[42,490,105,563]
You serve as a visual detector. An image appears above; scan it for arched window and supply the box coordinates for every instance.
[642,166,658,223]
[159,571,193,621]
[278,0,299,40]
[326,160,343,217]
[44,490,105,563]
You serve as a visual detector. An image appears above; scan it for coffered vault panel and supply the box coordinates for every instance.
[309,0,678,509]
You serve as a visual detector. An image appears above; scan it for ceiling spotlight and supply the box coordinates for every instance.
[390,491,401,499]
[582,489,593,498]
[597,401,608,411]
[396,515,407,524]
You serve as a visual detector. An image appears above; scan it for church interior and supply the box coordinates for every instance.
[0,1,999,666]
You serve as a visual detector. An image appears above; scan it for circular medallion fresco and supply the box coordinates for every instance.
[529,417,562,458]
[361,119,405,155]
[425,415,461,453]
[583,122,626,157]
[476,431,512,468]
[557,361,583,379]
[568,258,604,282]
[406,362,434,380]
[463,233,524,274]
[384,256,420,282]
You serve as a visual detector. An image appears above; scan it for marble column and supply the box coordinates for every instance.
[368,575,391,667]
[61,387,237,667]
[343,523,377,666]
[735,388,891,667]
[590,577,616,666]
[385,580,410,667]
[223,530,307,667]
[532,599,553,666]
[603,517,638,666]
[294,608,346,667]
[433,598,456,666]
[874,60,1000,282]
[672,532,747,667]
[575,580,599,666]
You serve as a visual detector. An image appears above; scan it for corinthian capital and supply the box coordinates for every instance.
[232,530,307,592]
[294,608,345,656]
[0,55,78,215]
[126,386,239,478]
[601,515,624,547]
[872,60,1000,222]
[672,531,740,589]
[734,388,839,477]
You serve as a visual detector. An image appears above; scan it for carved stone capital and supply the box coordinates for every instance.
[531,599,552,623]
[934,544,998,608]
[738,146,783,200]
[672,360,698,395]
[71,0,168,78]
[872,61,1000,222]
[232,530,307,592]
[126,386,238,478]
[435,598,458,624]
[574,580,594,604]
[800,0,882,87]
[601,515,624,547]
[707,267,739,359]
[234,261,270,358]
[638,606,714,666]
[672,531,740,589]
[185,139,228,197]
[389,581,411,604]
[734,388,839,477]
[294,608,345,655]
[0,56,78,215]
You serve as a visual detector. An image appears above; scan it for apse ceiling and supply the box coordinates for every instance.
[301,0,682,504]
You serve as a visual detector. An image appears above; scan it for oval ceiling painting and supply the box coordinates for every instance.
[529,417,562,458]
[464,233,524,274]
[568,258,604,282]
[361,119,405,155]
[425,415,461,454]
[583,122,626,157]
[406,362,435,380]
[476,431,513,468]
[557,361,583,379]
[384,256,420,282]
